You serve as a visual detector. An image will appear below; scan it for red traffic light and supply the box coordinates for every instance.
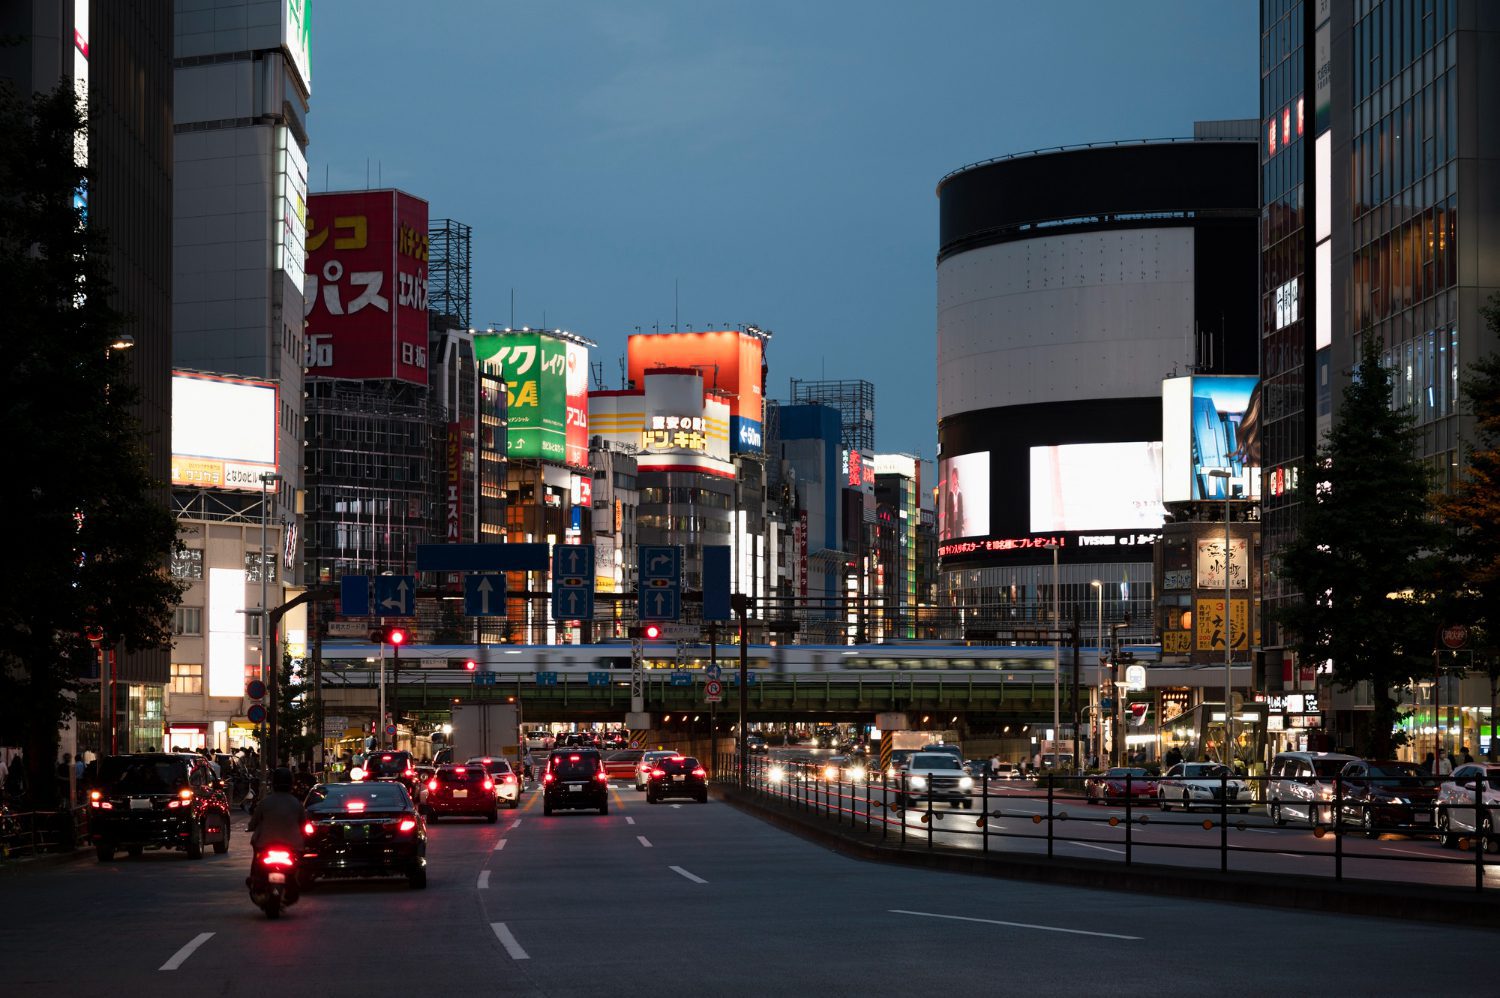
[465,660,477,671]
[644,624,662,640]
[377,625,408,645]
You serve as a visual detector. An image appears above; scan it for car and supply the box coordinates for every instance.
[524,729,553,751]
[636,750,682,791]
[87,753,232,861]
[413,765,437,808]
[1084,767,1158,804]
[462,756,521,808]
[543,749,609,815]
[424,764,498,822]
[600,730,629,751]
[814,727,839,749]
[1157,762,1252,811]
[558,732,598,748]
[820,756,869,783]
[901,752,975,809]
[884,748,917,778]
[646,755,709,803]
[920,743,965,767]
[1336,760,1440,837]
[744,734,769,754]
[1434,763,1500,848]
[604,750,645,782]
[989,762,1025,781]
[354,750,420,798]
[1266,751,1360,826]
[301,781,427,888]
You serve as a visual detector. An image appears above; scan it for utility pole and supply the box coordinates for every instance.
[735,593,749,788]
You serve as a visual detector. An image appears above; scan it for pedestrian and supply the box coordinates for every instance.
[1422,751,1436,774]
[5,750,27,803]
[1462,745,1475,764]
[1437,748,1453,776]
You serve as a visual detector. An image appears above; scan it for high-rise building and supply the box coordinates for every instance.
[1,1,175,753]
[874,455,921,639]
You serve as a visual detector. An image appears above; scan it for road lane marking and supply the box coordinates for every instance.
[478,870,491,889]
[493,838,507,851]
[1380,846,1439,858]
[626,816,636,825]
[891,910,1142,941]
[1068,841,1126,855]
[1275,852,1307,858]
[160,932,215,971]
[670,865,707,884]
[491,922,529,960]
[509,818,523,830]
[637,835,653,848]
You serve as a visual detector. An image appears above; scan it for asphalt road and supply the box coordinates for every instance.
[2,779,1495,997]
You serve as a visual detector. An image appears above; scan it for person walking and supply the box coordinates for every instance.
[1436,748,1453,776]
[1422,751,1436,774]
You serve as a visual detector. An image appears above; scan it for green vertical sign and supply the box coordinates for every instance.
[475,332,568,462]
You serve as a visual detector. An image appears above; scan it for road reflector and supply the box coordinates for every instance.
[1201,819,1214,830]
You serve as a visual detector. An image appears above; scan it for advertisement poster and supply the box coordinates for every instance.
[445,422,463,542]
[304,190,429,384]
[627,331,764,453]
[937,451,990,541]
[564,341,590,468]
[171,372,278,490]
[474,332,567,462]
[1194,598,1252,652]
[1162,376,1260,502]
[1028,442,1164,533]
[1196,537,1249,590]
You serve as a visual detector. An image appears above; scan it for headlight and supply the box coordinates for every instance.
[959,776,974,790]
[848,767,866,782]
[824,766,839,781]
[910,776,927,789]
[768,766,785,784]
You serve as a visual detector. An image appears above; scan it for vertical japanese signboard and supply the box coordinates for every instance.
[445,422,464,542]
[565,341,590,468]
[474,332,568,463]
[305,190,429,385]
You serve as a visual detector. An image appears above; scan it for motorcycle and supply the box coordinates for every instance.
[248,844,301,919]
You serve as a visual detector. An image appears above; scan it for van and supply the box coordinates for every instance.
[1267,751,1360,826]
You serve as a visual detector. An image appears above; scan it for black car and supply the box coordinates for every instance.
[1337,760,1441,837]
[646,755,708,804]
[301,782,427,888]
[543,748,609,815]
[88,753,232,861]
[357,750,420,797]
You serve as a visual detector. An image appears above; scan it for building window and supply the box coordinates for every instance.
[245,614,262,638]
[173,606,203,636]
[170,661,202,696]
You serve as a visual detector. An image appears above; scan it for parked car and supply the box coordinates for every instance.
[1336,760,1440,837]
[1085,767,1158,804]
[1156,762,1252,812]
[1266,751,1360,826]
[901,752,974,809]
[87,753,232,861]
[1434,763,1500,848]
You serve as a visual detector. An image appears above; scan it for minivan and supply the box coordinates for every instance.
[1266,751,1360,826]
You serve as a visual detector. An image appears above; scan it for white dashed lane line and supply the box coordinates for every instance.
[625,816,636,825]
[160,932,214,971]
[509,818,523,830]
[478,870,491,889]
[491,923,529,960]
[891,910,1142,941]
[493,838,507,851]
[670,865,707,884]
[637,835,653,848]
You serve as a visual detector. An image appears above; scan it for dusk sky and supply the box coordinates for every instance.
[311,1,1258,457]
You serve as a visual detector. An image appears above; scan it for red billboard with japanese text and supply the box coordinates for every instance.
[305,190,429,384]
[627,330,764,453]
[565,341,590,468]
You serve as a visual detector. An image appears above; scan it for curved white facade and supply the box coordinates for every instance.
[937,227,1195,419]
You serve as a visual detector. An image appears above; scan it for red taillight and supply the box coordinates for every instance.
[569,754,580,762]
[670,755,684,762]
[639,762,651,772]
[651,769,666,778]
[503,774,516,784]
[483,778,494,791]
[427,778,438,792]
[692,767,707,778]
[398,818,417,833]
[302,821,315,837]
[381,754,393,761]
[403,768,415,778]
[260,849,295,868]
[595,771,609,783]
[347,800,366,812]
[543,773,555,784]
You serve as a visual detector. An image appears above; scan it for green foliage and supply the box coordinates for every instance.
[0,82,183,760]
[1274,337,1448,758]
[276,646,319,764]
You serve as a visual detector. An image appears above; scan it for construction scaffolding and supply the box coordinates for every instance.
[428,218,472,330]
[788,378,875,453]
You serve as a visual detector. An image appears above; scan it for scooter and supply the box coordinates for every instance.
[248,844,301,919]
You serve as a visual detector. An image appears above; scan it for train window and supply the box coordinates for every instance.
[924,659,946,670]
[901,659,923,670]
[871,659,898,670]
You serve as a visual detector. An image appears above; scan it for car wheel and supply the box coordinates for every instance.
[1437,810,1455,848]
[185,820,204,859]
[95,842,115,862]
[1270,801,1285,827]
[1159,795,1169,812]
[487,809,498,824]
[126,845,143,858]
[1480,813,1495,852]
[1363,807,1377,839]
[647,791,657,804]
[408,865,427,890]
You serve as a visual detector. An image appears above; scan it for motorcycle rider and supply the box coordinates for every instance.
[246,766,307,890]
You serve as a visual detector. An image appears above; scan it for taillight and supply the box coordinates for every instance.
[692,767,707,778]
[381,755,393,762]
[428,778,439,792]
[503,774,516,784]
[639,763,651,772]
[483,778,494,791]
[594,771,609,783]
[543,773,555,784]
[651,769,666,778]
[398,818,417,833]
[455,766,467,774]
[569,754,581,762]
[179,788,194,801]
[302,821,315,837]
[347,800,366,812]
[260,849,295,868]
[403,768,415,778]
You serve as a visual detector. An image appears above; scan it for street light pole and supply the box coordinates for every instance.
[1208,469,1234,771]
[1091,580,1102,766]
[258,472,282,762]
[1044,543,1061,769]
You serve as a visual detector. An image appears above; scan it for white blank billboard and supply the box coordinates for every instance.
[173,374,277,463]
[1029,442,1165,532]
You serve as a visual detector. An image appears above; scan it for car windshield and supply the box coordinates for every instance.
[1311,759,1350,778]
[437,767,487,784]
[607,751,643,762]
[911,754,957,770]
[1184,764,1230,778]
[1368,763,1437,784]
[100,758,184,792]
[1107,768,1150,778]
[657,757,699,774]
[551,756,600,779]
[306,783,410,812]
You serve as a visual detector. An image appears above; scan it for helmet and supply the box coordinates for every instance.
[271,767,293,793]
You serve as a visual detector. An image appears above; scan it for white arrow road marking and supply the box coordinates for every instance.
[670,865,707,884]
[478,870,491,889]
[160,932,215,971]
[637,835,653,848]
[890,910,1142,940]
[491,923,529,960]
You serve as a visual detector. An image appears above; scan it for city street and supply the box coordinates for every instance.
[2,779,1494,996]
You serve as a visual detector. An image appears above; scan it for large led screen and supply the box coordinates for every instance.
[1028,442,1164,532]
[1161,376,1259,502]
[172,372,278,491]
[937,451,990,541]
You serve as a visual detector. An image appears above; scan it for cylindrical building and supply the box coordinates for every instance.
[935,130,1259,636]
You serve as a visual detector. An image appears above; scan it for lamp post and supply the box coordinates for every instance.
[1091,580,1102,766]
[98,334,134,755]
[258,472,283,760]
[1207,469,1234,771]
[1043,543,1061,769]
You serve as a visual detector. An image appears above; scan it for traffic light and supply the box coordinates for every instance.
[369,625,408,645]
[464,659,477,672]
[627,624,663,640]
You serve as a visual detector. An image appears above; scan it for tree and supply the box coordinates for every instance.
[1275,336,1448,758]
[275,645,319,765]
[1436,298,1500,758]
[0,82,183,805]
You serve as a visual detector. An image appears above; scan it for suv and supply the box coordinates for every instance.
[1267,751,1359,826]
[88,753,232,861]
[636,750,682,791]
[646,755,708,804]
[357,750,420,797]
[901,752,974,809]
[543,749,609,815]
[425,764,499,822]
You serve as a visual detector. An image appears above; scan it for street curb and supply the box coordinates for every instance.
[710,784,1500,929]
[0,848,90,875]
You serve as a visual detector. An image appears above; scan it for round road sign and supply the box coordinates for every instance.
[1441,624,1470,650]
[704,679,724,698]
[245,679,266,700]
[246,703,267,724]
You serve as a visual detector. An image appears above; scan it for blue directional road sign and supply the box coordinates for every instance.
[638,545,682,622]
[702,545,731,621]
[374,575,416,616]
[473,671,497,686]
[551,544,595,622]
[340,575,370,616]
[464,574,506,617]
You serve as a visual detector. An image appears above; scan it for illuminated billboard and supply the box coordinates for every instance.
[475,332,578,466]
[627,331,764,453]
[171,372,278,491]
[282,0,311,94]
[937,451,990,541]
[565,341,590,468]
[1161,375,1260,502]
[1028,442,1164,532]
[304,190,429,384]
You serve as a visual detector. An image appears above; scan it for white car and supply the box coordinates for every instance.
[1434,763,1500,847]
[1157,762,1252,812]
[467,756,522,808]
[901,752,975,809]
[524,730,553,751]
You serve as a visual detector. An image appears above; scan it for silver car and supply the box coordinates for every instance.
[1434,763,1500,847]
[1266,751,1360,826]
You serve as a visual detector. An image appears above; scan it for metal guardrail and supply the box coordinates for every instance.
[715,758,1500,893]
[0,804,88,862]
